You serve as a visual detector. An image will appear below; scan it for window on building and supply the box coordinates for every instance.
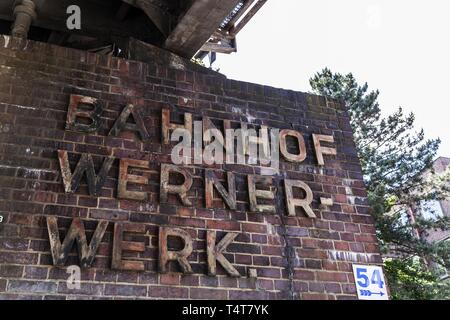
[398,209,410,226]
[431,238,450,280]
[419,200,444,220]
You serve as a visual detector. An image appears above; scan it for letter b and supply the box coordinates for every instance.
[66,95,102,133]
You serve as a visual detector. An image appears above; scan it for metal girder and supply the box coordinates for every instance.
[199,30,236,54]
[195,0,267,60]
[0,0,267,60]
[164,0,241,58]
[228,0,267,36]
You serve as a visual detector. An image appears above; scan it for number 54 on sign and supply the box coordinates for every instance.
[352,264,389,300]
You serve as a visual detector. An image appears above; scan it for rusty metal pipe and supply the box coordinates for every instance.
[11,0,37,38]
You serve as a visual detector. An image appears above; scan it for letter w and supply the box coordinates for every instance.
[58,150,114,196]
[46,217,108,267]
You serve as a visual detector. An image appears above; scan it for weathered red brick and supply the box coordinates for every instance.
[8,280,57,294]
[104,284,147,297]
[0,39,381,301]
[148,286,188,299]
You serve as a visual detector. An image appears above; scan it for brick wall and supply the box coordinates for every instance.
[0,35,383,300]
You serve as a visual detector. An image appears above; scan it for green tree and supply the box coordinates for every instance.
[384,258,450,300]
[309,68,450,299]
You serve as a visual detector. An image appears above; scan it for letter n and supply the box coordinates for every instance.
[46,217,108,267]
[205,170,236,210]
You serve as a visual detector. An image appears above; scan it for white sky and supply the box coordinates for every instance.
[214,0,450,158]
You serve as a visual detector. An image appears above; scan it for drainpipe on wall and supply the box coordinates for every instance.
[11,0,37,39]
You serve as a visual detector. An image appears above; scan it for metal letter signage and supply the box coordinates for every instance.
[43,93,376,280]
[109,104,150,140]
[159,227,194,274]
[46,217,108,267]
[205,170,236,210]
[58,150,114,196]
[118,159,150,201]
[66,95,102,133]
[112,223,146,271]
[207,231,240,277]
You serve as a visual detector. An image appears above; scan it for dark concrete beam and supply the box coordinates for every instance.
[164,0,241,58]
[0,0,162,44]
[122,0,172,37]
[125,37,223,76]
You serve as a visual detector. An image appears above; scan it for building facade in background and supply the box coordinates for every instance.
[416,157,450,280]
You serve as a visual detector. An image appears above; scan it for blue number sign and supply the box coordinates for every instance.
[352,264,388,300]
